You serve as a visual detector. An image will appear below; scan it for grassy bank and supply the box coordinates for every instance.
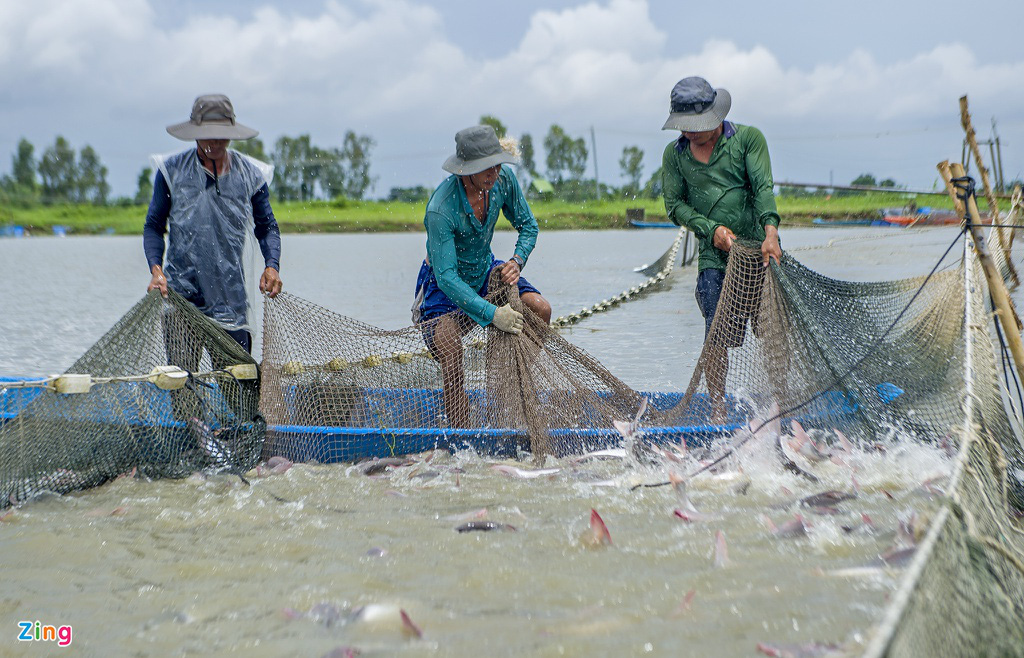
[0,192,955,236]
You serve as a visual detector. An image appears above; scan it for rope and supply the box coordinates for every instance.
[552,228,938,330]
[0,366,253,393]
[551,228,687,328]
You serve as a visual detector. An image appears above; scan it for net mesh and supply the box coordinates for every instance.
[863,236,1024,657]
[0,290,263,508]
[259,270,646,462]
[668,237,1024,657]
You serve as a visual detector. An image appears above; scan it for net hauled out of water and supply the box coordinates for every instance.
[0,290,264,508]
[259,269,647,462]
[669,238,1024,656]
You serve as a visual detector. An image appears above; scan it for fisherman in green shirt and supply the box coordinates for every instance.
[661,76,782,419]
[413,125,552,428]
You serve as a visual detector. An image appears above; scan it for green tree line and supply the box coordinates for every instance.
[0,131,378,208]
[1,125,913,209]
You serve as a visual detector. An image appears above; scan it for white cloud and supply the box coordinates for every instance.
[0,0,1021,194]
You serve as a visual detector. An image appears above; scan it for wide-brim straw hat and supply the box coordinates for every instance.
[166,94,259,141]
[661,77,731,133]
[442,125,516,176]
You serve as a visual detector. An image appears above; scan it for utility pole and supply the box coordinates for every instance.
[992,117,1005,193]
[590,126,599,200]
[960,116,1005,193]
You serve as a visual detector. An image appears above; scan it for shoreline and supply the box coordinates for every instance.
[0,193,954,236]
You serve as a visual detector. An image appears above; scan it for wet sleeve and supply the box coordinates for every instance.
[499,167,538,267]
[424,209,496,326]
[251,183,281,271]
[142,170,171,270]
[662,143,719,240]
[743,127,781,229]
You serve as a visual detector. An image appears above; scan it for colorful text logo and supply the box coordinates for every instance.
[17,621,72,647]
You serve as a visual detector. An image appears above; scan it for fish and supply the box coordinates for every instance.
[359,457,415,476]
[673,508,717,523]
[267,456,293,474]
[321,647,360,658]
[762,514,810,538]
[879,545,916,567]
[612,397,649,443]
[670,472,717,522]
[351,604,423,638]
[443,508,489,522]
[289,602,422,639]
[456,521,517,533]
[712,530,729,568]
[841,513,875,535]
[491,464,561,479]
[399,609,423,639]
[308,602,344,628]
[798,490,856,509]
[571,448,628,463]
[189,417,234,468]
[670,590,696,617]
[756,641,842,657]
[789,421,832,462]
[825,543,917,578]
[749,401,782,441]
[580,509,612,547]
[896,512,920,547]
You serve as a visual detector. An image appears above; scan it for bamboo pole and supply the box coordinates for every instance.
[959,96,1018,286]
[937,161,1024,387]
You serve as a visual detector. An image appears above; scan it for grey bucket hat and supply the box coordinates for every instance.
[442,125,516,175]
[166,94,259,141]
[661,77,732,132]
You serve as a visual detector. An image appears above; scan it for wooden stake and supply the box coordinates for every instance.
[936,161,1024,388]
[959,96,1018,286]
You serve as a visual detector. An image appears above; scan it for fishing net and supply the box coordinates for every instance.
[670,239,973,442]
[259,270,646,463]
[668,234,1024,656]
[0,290,264,508]
[863,236,1024,657]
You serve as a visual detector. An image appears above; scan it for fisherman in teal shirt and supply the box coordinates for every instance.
[414,125,552,427]
[661,77,783,419]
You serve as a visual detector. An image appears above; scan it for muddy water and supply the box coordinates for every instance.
[0,226,979,655]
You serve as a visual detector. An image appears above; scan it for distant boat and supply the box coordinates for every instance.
[811,218,880,227]
[628,218,677,229]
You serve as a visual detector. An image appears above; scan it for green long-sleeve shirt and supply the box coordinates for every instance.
[424,164,538,326]
[662,122,781,272]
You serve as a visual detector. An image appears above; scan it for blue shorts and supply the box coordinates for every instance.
[415,257,541,355]
[695,267,760,347]
[414,257,541,323]
[695,268,726,339]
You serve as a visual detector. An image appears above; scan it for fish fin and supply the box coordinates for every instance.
[399,609,423,639]
[589,509,612,545]
[713,530,729,568]
[634,396,649,425]
[835,428,854,453]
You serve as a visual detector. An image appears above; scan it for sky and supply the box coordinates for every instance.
[1,0,1022,199]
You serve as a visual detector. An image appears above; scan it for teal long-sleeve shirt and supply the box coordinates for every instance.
[662,122,781,272]
[424,164,539,326]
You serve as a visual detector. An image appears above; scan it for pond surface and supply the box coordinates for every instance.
[0,227,984,656]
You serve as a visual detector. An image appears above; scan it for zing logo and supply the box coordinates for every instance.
[17,621,72,647]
